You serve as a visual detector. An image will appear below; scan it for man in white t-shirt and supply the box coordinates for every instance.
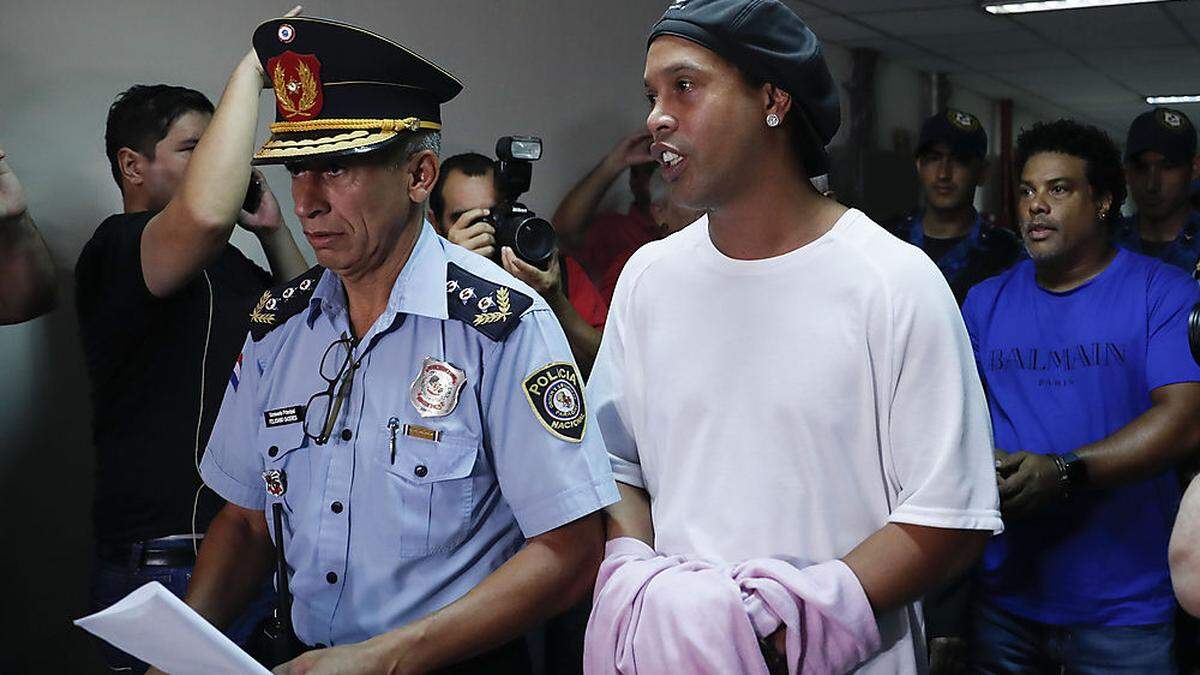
[585,1,1003,673]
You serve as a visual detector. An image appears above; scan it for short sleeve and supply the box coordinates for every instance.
[1145,267,1200,391]
[200,333,267,510]
[481,309,619,538]
[586,270,644,489]
[961,287,986,378]
[75,213,160,340]
[886,260,1003,533]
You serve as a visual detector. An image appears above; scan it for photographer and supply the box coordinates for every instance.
[432,152,606,377]
[0,144,56,324]
[77,65,305,671]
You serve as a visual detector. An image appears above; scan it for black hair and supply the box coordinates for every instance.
[104,84,214,191]
[1015,119,1126,231]
[430,152,497,221]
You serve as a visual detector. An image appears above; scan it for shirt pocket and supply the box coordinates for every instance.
[379,424,479,558]
[259,424,309,519]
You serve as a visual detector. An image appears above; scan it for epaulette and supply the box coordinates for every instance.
[249,265,325,342]
[445,262,534,341]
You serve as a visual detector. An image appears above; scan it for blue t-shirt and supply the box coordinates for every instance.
[963,248,1200,626]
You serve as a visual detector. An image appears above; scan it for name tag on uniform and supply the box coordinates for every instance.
[403,424,442,443]
[264,405,305,428]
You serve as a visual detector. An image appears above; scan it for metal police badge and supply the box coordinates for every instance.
[523,362,586,443]
[262,469,287,497]
[410,357,468,418]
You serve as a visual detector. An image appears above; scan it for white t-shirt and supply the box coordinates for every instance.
[587,209,1003,674]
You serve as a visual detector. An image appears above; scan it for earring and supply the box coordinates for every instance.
[766,113,780,128]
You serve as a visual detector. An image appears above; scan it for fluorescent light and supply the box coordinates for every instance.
[1146,96,1200,105]
[983,0,1175,15]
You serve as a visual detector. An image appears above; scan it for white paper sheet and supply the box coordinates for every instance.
[74,581,271,674]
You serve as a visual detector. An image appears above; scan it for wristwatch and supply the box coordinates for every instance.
[1053,452,1089,499]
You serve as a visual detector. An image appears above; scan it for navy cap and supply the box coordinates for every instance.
[1125,108,1197,165]
[916,109,987,160]
[252,17,462,165]
[648,0,840,176]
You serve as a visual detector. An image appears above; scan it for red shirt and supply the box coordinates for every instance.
[562,255,607,330]
[572,205,660,303]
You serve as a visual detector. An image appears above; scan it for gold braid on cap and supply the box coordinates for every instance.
[269,117,442,134]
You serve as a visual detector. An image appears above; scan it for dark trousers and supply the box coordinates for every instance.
[89,538,275,673]
[970,600,1177,674]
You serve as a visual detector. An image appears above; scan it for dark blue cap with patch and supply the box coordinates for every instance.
[252,17,462,165]
[1126,108,1197,165]
[917,109,987,160]
[648,0,840,176]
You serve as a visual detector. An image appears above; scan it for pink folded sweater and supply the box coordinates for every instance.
[584,537,881,675]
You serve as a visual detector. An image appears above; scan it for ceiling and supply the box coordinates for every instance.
[786,0,1200,135]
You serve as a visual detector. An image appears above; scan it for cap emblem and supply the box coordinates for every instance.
[268,51,324,121]
[1158,108,1186,132]
[949,110,979,132]
[277,23,295,44]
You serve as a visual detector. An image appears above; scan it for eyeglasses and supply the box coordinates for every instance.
[304,334,359,445]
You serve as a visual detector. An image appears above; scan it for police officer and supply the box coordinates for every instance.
[1119,107,1200,277]
[886,109,1022,305]
[173,17,619,675]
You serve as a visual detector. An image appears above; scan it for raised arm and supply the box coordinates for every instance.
[552,130,652,253]
[139,48,274,298]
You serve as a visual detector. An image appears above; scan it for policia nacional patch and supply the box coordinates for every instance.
[523,363,586,443]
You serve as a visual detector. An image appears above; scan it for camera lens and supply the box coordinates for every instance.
[512,216,556,266]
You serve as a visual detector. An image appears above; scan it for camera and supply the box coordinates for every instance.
[485,136,556,268]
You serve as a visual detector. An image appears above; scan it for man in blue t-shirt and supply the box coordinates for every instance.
[963,119,1200,672]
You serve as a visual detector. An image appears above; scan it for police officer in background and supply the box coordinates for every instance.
[886,109,1022,305]
[885,109,1021,674]
[171,16,618,675]
[1119,107,1200,276]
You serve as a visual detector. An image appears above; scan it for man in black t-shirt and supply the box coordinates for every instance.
[884,109,1021,307]
[76,74,306,671]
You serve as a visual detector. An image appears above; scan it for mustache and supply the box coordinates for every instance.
[1021,217,1060,231]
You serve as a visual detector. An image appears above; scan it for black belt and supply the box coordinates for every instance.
[97,537,200,568]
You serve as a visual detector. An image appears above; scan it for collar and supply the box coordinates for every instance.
[911,209,982,244]
[305,220,450,329]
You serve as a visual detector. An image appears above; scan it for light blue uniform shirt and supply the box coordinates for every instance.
[201,222,619,646]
